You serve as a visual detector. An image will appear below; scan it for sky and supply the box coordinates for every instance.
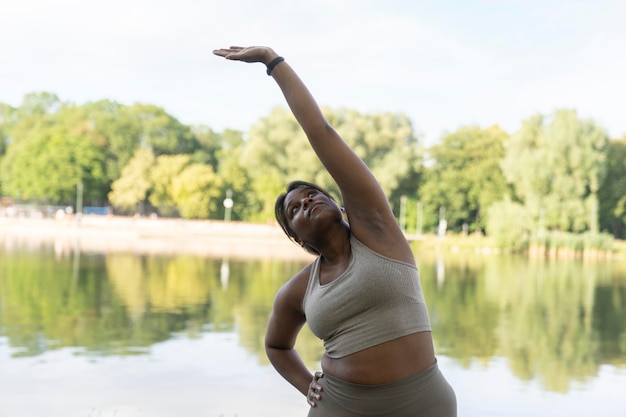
[1,0,625,145]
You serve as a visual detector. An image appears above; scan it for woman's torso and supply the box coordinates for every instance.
[321,331,435,384]
[302,235,435,385]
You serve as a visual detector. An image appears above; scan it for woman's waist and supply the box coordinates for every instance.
[321,331,435,385]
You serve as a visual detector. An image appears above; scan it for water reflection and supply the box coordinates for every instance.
[0,242,625,395]
[418,253,626,393]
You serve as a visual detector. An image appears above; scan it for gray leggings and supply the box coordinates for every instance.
[307,360,456,417]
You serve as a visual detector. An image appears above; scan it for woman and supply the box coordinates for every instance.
[213,45,456,417]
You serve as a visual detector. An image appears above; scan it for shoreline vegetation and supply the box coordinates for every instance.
[1,216,624,261]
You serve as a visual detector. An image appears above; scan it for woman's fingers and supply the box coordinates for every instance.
[213,46,261,62]
[307,371,324,407]
[212,49,231,57]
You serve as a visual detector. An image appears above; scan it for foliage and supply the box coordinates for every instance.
[0,103,16,159]
[0,126,107,203]
[127,104,200,155]
[241,107,324,221]
[190,124,223,168]
[419,125,509,233]
[597,136,626,239]
[529,231,614,257]
[0,93,63,198]
[109,141,230,219]
[18,92,62,116]
[327,109,422,207]
[171,163,222,219]
[0,93,212,207]
[78,100,144,182]
[242,106,422,221]
[149,154,192,216]
[486,199,533,251]
[502,110,609,233]
[108,148,156,213]
[1,91,625,239]
[214,129,253,222]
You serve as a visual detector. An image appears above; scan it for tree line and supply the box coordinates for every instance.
[1,92,625,247]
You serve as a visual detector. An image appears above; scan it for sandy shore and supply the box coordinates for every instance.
[0,216,315,260]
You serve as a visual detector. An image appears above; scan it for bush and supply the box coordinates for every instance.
[486,200,533,251]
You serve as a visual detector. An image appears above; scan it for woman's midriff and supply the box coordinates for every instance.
[320,331,436,385]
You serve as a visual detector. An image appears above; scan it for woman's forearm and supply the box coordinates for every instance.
[266,346,313,396]
[268,59,330,143]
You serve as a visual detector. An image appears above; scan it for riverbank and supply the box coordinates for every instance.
[0,216,315,260]
[2,216,624,261]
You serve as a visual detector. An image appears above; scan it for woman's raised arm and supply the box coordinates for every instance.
[213,46,411,259]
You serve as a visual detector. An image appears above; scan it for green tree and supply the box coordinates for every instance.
[149,154,191,216]
[1,93,62,184]
[17,92,61,116]
[0,92,244,215]
[1,94,138,204]
[0,103,16,158]
[597,136,626,239]
[57,100,204,185]
[172,163,222,219]
[108,148,156,214]
[242,106,421,221]
[486,199,533,251]
[78,100,144,183]
[241,106,316,221]
[0,127,107,203]
[0,103,16,195]
[16,92,63,137]
[328,109,423,213]
[191,124,223,168]
[502,110,608,233]
[214,129,253,221]
[127,104,199,156]
[419,125,509,233]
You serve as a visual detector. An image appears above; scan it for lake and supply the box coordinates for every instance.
[1,234,625,417]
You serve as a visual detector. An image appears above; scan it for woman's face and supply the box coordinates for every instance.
[283,186,341,243]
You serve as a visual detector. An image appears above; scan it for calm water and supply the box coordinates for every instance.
[1,239,625,417]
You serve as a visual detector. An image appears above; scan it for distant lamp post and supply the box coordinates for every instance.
[416,200,423,237]
[76,182,84,221]
[399,195,407,232]
[223,189,233,222]
[437,206,447,238]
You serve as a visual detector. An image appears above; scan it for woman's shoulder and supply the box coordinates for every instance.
[275,261,316,310]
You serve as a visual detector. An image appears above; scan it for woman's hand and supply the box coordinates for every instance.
[212,45,277,65]
[307,371,324,407]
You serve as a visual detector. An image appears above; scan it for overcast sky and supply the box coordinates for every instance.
[2,0,625,145]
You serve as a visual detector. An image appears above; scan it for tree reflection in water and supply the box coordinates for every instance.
[0,244,624,394]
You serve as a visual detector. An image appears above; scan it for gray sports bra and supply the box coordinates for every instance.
[302,234,431,358]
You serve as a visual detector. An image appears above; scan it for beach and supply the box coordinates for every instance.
[0,215,315,260]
